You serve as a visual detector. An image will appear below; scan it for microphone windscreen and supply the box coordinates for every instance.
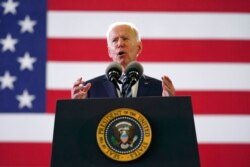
[125,61,144,78]
[105,62,122,80]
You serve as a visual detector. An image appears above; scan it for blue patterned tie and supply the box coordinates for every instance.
[121,76,132,98]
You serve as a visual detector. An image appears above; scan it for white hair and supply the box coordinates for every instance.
[106,22,141,44]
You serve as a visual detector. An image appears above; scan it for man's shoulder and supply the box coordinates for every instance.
[86,75,107,83]
[85,74,161,85]
[142,75,161,83]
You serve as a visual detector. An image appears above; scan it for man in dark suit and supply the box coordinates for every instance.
[71,22,175,99]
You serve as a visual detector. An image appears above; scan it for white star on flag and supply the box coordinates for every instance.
[16,89,36,109]
[0,71,17,90]
[1,0,19,15]
[17,52,37,71]
[18,15,37,33]
[0,33,18,52]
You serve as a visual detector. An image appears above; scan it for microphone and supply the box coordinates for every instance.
[105,62,122,90]
[125,61,143,86]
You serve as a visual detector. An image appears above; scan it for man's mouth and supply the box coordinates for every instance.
[118,51,126,56]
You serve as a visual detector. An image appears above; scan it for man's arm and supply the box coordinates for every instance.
[161,75,175,96]
[71,77,92,99]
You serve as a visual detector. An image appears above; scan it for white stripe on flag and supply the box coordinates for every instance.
[195,115,250,143]
[0,114,250,143]
[0,114,54,142]
[46,62,250,91]
[48,11,250,39]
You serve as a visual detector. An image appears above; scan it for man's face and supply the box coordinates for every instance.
[107,25,142,70]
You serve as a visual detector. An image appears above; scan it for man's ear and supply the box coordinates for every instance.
[137,42,143,56]
[107,46,112,58]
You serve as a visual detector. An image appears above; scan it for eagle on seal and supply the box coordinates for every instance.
[112,121,137,149]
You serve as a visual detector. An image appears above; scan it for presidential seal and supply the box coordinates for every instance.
[96,108,152,162]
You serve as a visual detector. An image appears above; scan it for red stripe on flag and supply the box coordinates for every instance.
[48,39,110,62]
[48,0,250,12]
[0,143,249,166]
[46,90,70,113]
[178,91,250,114]
[47,90,250,114]
[198,144,250,167]
[48,39,250,62]
[0,143,51,166]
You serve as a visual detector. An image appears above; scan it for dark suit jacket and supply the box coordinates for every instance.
[86,75,162,98]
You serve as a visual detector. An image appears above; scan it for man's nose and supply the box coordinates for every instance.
[117,38,124,47]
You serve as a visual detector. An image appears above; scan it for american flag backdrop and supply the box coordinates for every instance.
[0,0,250,166]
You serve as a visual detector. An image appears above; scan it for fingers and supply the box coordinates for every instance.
[73,77,84,88]
[82,83,92,93]
[71,77,92,99]
[161,75,175,96]
[71,77,83,98]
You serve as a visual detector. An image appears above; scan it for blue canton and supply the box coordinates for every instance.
[0,0,46,112]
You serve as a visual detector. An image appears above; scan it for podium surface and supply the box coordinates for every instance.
[51,96,200,167]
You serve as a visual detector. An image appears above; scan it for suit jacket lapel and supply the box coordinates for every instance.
[103,77,118,98]
[102,75,152,98]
